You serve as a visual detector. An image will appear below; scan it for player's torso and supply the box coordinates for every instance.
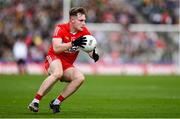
[48,23,90,63]
[61,29,84,53]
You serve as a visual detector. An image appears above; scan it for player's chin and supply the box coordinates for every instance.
[78,27,83,31]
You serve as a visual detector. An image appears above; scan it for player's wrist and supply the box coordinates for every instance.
[71,40,77,47]
[71,41,74,47]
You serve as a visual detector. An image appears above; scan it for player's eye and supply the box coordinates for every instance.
[79,20,85,22]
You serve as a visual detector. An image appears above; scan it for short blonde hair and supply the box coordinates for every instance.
[69,7,87,17]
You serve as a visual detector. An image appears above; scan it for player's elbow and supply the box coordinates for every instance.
[53,48,60,54]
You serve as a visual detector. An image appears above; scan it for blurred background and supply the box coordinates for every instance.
[0,0,179,75]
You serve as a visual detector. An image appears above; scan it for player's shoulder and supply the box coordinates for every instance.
[56,23,67,29]
[54,23,69,34]
[53,23,68,37]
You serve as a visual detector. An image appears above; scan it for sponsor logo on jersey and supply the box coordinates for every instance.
[64,46,79,53]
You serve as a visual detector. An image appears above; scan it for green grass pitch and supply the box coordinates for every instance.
[0,74,180,118]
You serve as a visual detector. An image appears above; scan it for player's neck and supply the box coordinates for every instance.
[70,29,77,35]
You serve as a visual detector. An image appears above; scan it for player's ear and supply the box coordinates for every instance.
[70,16,76,23]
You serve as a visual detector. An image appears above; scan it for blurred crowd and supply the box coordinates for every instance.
[0,0,63,62]
[72,0,179,24]
[91,31,179,64]
[72,0,141,25]
[0,0,179,65]
[129,0,179,24]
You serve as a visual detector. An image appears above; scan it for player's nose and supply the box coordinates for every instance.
[82,21,86,26]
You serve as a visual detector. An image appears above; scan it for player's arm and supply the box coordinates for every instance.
[53,36,87,54]
[52,38,72,54]
[88,49,99,62]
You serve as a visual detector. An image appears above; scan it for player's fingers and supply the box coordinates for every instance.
[81,42,86,45]
[81,39,87,42]
[76,36,83,41]
[79,45,85,48]
[81,37,86,40]
[81,41,87,45]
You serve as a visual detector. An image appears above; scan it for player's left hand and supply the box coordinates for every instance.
[71,36,87,48]
[92,49,99,62]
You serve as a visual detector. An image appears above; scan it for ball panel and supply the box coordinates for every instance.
[80,35,97,52]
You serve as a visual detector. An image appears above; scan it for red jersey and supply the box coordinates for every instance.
[47,23,91,64]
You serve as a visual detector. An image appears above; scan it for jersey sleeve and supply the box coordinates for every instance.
[52,25,64,38]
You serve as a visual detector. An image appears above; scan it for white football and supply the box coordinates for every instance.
[80,35,97,52]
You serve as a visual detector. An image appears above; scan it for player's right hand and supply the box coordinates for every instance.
[71,36,87,48]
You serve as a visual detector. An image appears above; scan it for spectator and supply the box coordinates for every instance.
[13,35,28,74]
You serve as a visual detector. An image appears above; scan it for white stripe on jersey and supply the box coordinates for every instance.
[53,26,61,36]
[46,56,52,64]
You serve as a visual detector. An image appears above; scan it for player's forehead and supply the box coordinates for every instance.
[77,13,86,20]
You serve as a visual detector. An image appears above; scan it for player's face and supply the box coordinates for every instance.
[72,13,86,31]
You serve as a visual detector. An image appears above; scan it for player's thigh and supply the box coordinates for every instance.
[48,59,63,78]
[62,67,85,82]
